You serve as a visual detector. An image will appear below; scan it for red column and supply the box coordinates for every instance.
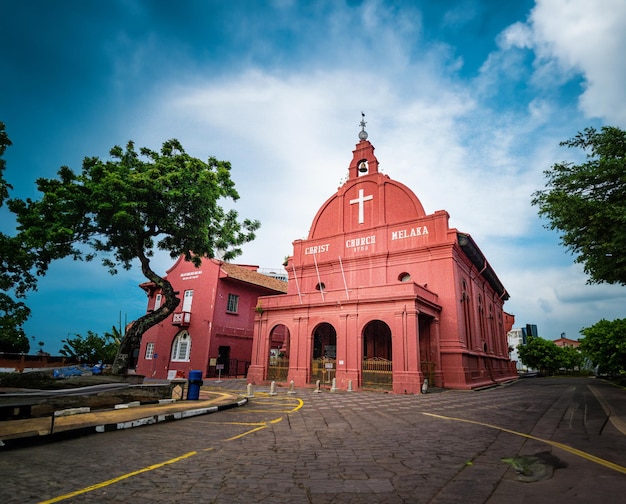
[392,306,423,394]
[247,314,269,384]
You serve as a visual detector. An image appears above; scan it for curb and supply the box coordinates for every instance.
[0,397,248,450]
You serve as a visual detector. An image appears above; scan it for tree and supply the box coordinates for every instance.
[59,330,119,364]
[0,299,30,353]
[517,335,561,374]
[9,139,260,374]
[0,121,11,205]
[532,126,626,285]
[559,345,584,373]
[579,318,626,375]
[0,121,38,350]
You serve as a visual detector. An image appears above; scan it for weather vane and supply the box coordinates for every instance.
[358,112,368,141]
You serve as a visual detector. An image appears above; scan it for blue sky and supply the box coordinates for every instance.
[1,0,625,354]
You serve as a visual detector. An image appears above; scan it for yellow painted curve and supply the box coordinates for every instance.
[422,412,626,475]
[39,396,304,503]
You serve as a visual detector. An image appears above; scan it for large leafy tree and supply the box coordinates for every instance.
[532,126,626,285]
[9,139,259,373]
[579,318,626,375]
[0,121,36,353]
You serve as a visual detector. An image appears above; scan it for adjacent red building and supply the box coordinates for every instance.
[248,121,518,393]
[134,257,287,380]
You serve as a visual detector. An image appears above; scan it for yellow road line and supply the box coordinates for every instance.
[39,396,303,503]
[224,424,270,441]
[239,408,300,413]
[38,451,198,504]
[422,412,626,475]
[204,421,268,426]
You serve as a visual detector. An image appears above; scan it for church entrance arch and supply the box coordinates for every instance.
[310,323,337,384]
[362,320,392,389]
[267,324,290,382]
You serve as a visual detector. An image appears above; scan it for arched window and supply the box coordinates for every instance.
[171,330,191,362]
[398,272,411,282]
[462,280,473,347]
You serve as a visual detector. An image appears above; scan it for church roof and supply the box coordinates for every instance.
[457,232,509,300]
[219,262,288,293]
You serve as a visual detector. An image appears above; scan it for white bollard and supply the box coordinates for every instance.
[421,378,429,394]
[314,379,322,393]
[347,380,353,392]
[246,383,255,398]
[288,380,296,395]
[269,380,277,396]
[330,377,337,393]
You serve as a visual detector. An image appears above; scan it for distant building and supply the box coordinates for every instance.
[248,122,518,393]
[134,257,287,380]
[507,328,525,371]
[553,337,580,348]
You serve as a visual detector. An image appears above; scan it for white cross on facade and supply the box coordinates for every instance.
[349,188,373,224]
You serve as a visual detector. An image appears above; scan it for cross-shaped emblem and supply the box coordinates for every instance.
[349,188,373,224]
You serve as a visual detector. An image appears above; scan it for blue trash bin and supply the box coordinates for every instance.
[186,370,203,400]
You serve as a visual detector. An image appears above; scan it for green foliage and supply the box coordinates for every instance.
[0,121,12,205]
[10,139,260,273]
[517,336,562,374]
[0,121,38,348]
[8,139,259,373]
[0,318,30,353]
[517,335,587,374]
[559,345,584,372]
[532,126,626,285]
[59,330,119,364]
[579,318,626,375]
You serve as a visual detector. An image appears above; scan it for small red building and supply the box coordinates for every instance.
[248,122,517,393]
[553,337,580,348]
[135,257,287,380]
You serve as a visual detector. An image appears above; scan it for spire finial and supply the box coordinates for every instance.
[358,112,368,141]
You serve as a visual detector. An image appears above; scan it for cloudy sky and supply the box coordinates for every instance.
[2,0,625,354]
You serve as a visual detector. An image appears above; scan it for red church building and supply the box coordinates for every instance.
[134,257,287,380]
[247,119,517,393]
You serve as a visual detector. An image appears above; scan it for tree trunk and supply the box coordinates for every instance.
[111,252,182,375]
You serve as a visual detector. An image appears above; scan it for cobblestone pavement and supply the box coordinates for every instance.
[1,377,625,503]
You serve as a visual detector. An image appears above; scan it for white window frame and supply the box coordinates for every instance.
[182,289,194,312]
[154,294,162,310]
[145,342,155,360]
[171,331,191,362]
[227,293,239,313]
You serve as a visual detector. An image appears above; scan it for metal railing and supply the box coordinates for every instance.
[171,311,191,326]
[311,357,336,384]
[362,357,392,387]
[267,357,289,381]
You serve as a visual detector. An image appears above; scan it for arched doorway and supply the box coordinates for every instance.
[362,320,392,389]
[310,323,337,384]
[267,324,290,381]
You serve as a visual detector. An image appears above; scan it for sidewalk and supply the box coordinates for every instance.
[0,386,247,448]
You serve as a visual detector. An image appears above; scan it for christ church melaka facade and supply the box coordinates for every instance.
[247,123,518,393]
[134,257,287,380]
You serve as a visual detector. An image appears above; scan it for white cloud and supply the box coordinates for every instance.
[522,0,626,125]
[154,67,540,257]
[503,262,626,338]
[498,22,533,50]
[98,0,625,342]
